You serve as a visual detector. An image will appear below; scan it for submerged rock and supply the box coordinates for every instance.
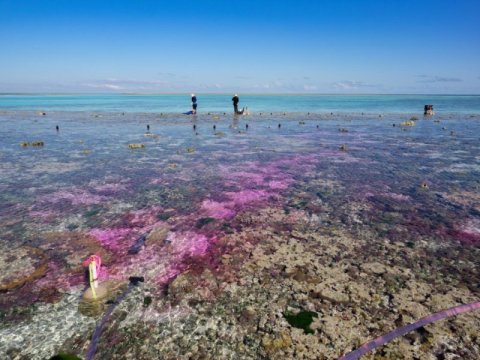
[0,246,48,291]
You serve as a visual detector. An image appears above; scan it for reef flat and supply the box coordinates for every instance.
[0,110,479,359]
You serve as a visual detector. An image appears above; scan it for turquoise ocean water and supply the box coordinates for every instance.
[1,94,480,113]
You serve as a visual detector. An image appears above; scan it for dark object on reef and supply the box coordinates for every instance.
[340,144,348,152]
[421,181,429,190]
[128,276,145,285]
[196,217,215,228]
[143,296,152,307]
[56,125,59,131]
[193,124,196,130]
[50,354,81,360]
[424,104,434,116]
[339,301,480,360]
[316,125,319,129]
[278,123,281,128]
[339,128,349,133]
[147,124,150,131]
[128,232,149,254]
[246,123,249,129]
[284,310,318,334]
[213,124,216,130]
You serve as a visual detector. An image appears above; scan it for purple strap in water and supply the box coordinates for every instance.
[85,277,144,360]
[338,301,480,360]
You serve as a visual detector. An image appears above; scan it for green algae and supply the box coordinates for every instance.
[221,223,234,234]
[66,224,78,231]
[143,296,152,307]
[283,310,318,334]
[49,354,81,360]
[84,208,101,217]
[157,213,171,221]
[196,217,215,228]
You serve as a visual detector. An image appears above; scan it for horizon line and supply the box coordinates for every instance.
[1,92,480,96]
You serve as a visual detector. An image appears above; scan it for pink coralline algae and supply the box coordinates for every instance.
[89,228,132,252]
[127,206,163,227]
[92,183,128,194]
[267,180,291,190]
[200,200,236,219]
[227,171,265,186]
[368,192,410,201]
[153,232,212,284]
[44,189,107,205]
[225,189,269,206]
[200,190,270,220]
[166,231,210,258]
[29,209,57,220]
[452,219,480,245]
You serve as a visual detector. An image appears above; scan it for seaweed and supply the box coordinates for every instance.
[84,208,101,217]
[143,296,152,307]
[157,213,171,221]
[196,217,215,229]
[283,310,318,334]
[49,354,81,360]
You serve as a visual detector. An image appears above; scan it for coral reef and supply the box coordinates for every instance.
[1,110,479,359]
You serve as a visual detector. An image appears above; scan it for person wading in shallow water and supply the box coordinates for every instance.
[191,94,197,114]
[232,94,244,115]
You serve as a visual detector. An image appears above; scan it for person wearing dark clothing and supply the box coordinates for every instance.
[232,94,244,114]
[191,94,197,114]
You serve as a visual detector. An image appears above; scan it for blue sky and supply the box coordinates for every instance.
[1,0,479,94]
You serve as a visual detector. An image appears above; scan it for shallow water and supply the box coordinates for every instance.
[1,110,479,359]
[1,94,480,113]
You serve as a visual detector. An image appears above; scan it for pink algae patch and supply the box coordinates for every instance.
[386,192,411,201]
[225,189,269,206]
[29,210,57,219]
[44,189,107,205]
[93,183,128,194]
[127,206,163,227]
[227,171,265,186]
[200,200,236,219]
[166,231,210,257]
[154,232,212,284]
[453,219,480,245]
[89,228,132,251]
[267,180,291,190]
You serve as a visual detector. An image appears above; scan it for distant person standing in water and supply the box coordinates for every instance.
[232,94,244,114]
[191,94,197,114]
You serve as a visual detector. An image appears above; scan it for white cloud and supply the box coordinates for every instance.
[83,83,124,90]
[334,80,373,90]
[417,75,462,83]
[303,84,318,91]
